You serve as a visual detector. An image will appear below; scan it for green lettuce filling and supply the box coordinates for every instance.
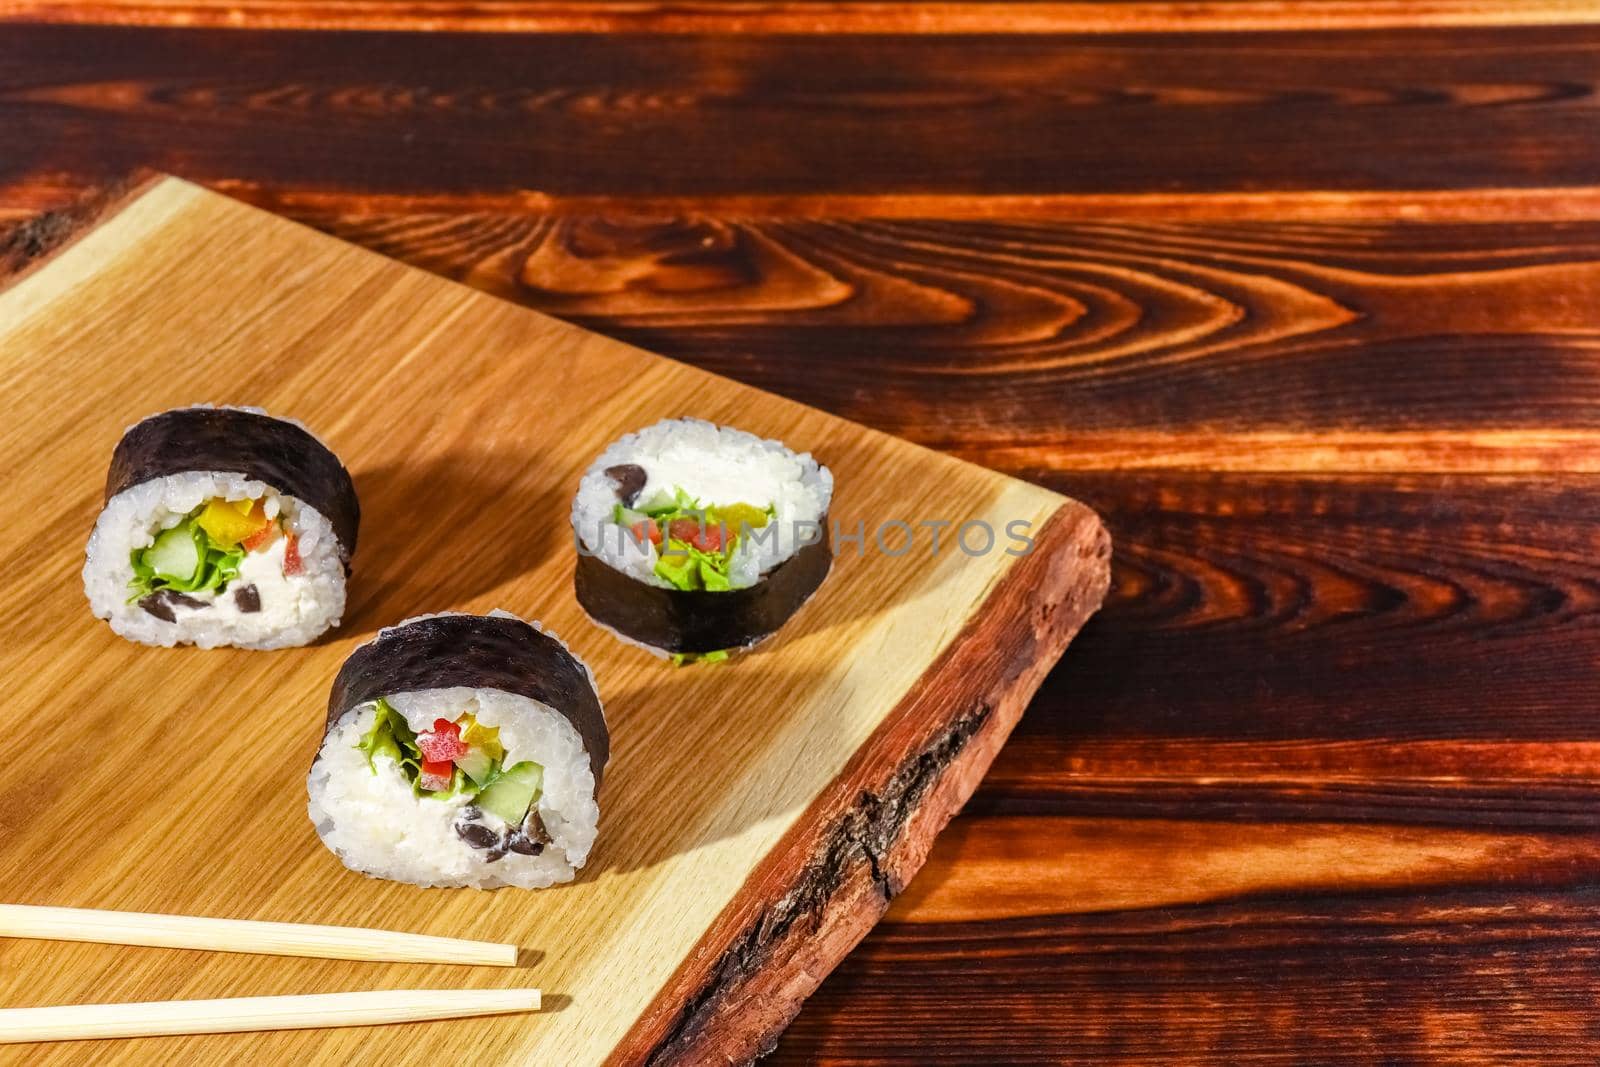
[355,699,544,817]
[127,516,246,601]
[653,540,735,592]
[357,698,420,773]
[620,486,774,593]
[670,649,732,667]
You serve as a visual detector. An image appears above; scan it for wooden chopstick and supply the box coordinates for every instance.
[0,988,541,1044]
[0,904,515,967]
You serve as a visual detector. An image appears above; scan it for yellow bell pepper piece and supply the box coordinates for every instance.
[711,502,770,532]
[196,498,270,547]
[459,714,506,763]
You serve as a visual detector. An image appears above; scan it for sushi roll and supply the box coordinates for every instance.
[307,611,607,890]
[571,417,833,661]
[82,405,359,650]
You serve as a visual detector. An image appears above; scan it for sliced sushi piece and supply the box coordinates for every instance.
[307,611,607,890]
[570,417,834,660]
[82,405,359,650]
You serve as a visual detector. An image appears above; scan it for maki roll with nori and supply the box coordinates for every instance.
[82,405,359,650]
[307,612,607,890]
[572,417,834,661]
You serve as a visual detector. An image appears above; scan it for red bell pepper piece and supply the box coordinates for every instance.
[417,759,454,792]
[418,718,469,763]
[282,532,303,576]
[666,518,699,544]
[667,517,725,553]
[242,521,278,552]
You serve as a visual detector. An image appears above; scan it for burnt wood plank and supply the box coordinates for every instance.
[274,214,1600,445]
[1027,472,1600,743]
[4,26,1600,202]
[13,201,1600,457]
[8,0,1600,34]
[955,471,1600,830]
[874,474,1600,1056]
[773,883,1600,1063]
[891,816,1600,921]
[978,732,1600,828]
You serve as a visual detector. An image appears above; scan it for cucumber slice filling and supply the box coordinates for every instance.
[126,497,279,602]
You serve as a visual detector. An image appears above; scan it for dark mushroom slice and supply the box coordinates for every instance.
[603,464,648,506]
[138,588,209,622]
[455,818,502,852]
[508,811,551,855]
[506,833,544,857]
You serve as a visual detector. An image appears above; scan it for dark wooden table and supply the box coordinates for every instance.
[6,6,1600,1061]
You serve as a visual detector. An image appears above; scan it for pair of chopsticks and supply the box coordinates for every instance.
[0,903,538,1044]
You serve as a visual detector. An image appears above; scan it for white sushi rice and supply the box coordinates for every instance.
[307,687,600,891]
[82,471,345,649]
[571,417,834,589]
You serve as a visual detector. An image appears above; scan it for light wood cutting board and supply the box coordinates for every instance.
[0,176,1110,1065]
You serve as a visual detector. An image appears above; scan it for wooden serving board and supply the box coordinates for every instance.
[0,176,1109,1065]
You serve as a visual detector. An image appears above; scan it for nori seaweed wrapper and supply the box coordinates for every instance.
[325,614,609,785]
[106,407,360,566]
[575,523,833,654]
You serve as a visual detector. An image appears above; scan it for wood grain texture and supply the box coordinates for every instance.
[976,472,1600,823]
[265,213,1600,456]
[1026,472,1600,744]
[25,175,1600,224]
[5,178,1597,1062]
[782,465,1593,1062]
[890,816,1600,921]
[6,26,1600,205]
[0,177,1107,1064]
[773,887,1600,1063]
[8,0,1600,34]
[202,185,1600,222]
[13,193,1600,470]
